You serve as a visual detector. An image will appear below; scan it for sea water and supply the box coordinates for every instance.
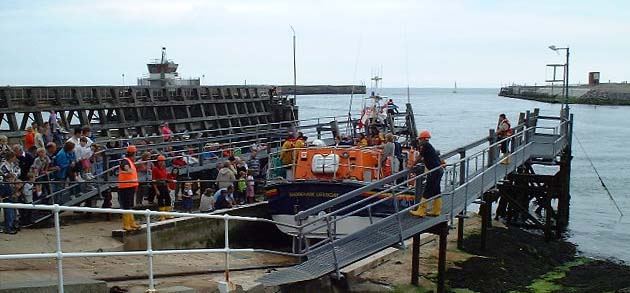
[297,88,630,263]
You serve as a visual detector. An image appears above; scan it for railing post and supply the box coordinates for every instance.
[146,209,156,293]
[525,110,532,144]
[325,216,342,279]
[392,192,405,248]
[487,129,497,166]
[457,150,466,250]
[53,205,65,293]
[224,215,231,284]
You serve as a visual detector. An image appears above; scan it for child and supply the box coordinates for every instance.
[21,173,37,225]
[75,137,94,180]
[199,188,215,212]
[30,148,51,177]
[236,171,247,205]
[167,167,179,214]
[182,182,193,213]
[246,169,255,203]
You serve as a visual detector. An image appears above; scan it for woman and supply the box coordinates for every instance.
[355,133,368,147]
[53,141,77,203]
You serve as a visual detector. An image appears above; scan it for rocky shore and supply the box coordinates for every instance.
[352,214,630,293]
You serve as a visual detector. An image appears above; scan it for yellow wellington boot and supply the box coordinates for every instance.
[158,207,166,221]
[129,214,140,229]
[500,153,510,165]
[122,214,134,231]
[426,198,442,217]
[410,201,428,217]
[165,206,175,219]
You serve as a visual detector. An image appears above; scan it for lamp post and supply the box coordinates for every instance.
[122,73,125,87]
[548,45,570,115]
[290,25,297,103]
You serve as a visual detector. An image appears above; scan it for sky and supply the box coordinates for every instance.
[1,0,628,88]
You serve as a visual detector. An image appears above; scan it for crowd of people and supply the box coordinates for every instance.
[0,115,269,234]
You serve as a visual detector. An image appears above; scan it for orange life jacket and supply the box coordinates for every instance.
[118,157,139,189]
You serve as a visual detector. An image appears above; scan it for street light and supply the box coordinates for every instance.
[548,45,570,115]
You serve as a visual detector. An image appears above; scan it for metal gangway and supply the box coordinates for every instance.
[257,109,573,286]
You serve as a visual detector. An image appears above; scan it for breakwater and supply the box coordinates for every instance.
[499,84,630,106]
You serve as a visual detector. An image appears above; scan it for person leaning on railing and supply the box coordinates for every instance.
[409,130,444,217]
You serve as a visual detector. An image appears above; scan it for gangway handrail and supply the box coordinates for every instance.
[294,119,537,222]
[297,118,570,241]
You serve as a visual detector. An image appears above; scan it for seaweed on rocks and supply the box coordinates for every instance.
[446,226,576,293]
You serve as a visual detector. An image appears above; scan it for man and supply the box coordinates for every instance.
[213,185,235,209]
[67,127,93,146]
[247,151,260,178]
[385,99,399,115]
[13,145,34,181]
[152,155,171,221]
[118,145,140,231]
[497,113,513,165]
[410,130,444,217]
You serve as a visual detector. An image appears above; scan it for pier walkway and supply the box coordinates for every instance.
[257,109,573,288]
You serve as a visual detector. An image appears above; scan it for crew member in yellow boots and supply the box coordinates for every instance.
[119,145,140,230]
[410,130,444,217]
[151,155,171,221]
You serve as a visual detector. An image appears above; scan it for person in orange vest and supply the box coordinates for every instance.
[497,113,513,165]
[410,130,444,217]
[119,145,140,231]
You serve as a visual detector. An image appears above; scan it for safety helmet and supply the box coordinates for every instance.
[126,145,137,153]
[157,155,166,162]
[418,130,431,139]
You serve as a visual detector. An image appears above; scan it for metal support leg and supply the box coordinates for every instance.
[411,233,420,286]
[479,196,490,251]
[457,212,465,250]
[437,223,448,293]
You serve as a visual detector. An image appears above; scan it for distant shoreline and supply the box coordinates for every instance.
[500,93,630,106]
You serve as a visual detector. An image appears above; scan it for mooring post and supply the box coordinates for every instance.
[437,222,448,293]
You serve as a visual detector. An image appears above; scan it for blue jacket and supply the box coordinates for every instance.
[54,149,76,179]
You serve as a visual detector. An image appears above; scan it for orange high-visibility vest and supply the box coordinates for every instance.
[118,157,139,189]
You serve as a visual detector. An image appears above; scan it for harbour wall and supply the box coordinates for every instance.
[499,83,630,105]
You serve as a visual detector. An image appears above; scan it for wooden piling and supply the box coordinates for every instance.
[411,233,421,286]
[437,223,448,293]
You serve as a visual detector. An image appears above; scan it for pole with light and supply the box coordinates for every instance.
[290,25,297,103]
[548,45,570,116]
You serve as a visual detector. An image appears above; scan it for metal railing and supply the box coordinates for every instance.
[0,203,303,293]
